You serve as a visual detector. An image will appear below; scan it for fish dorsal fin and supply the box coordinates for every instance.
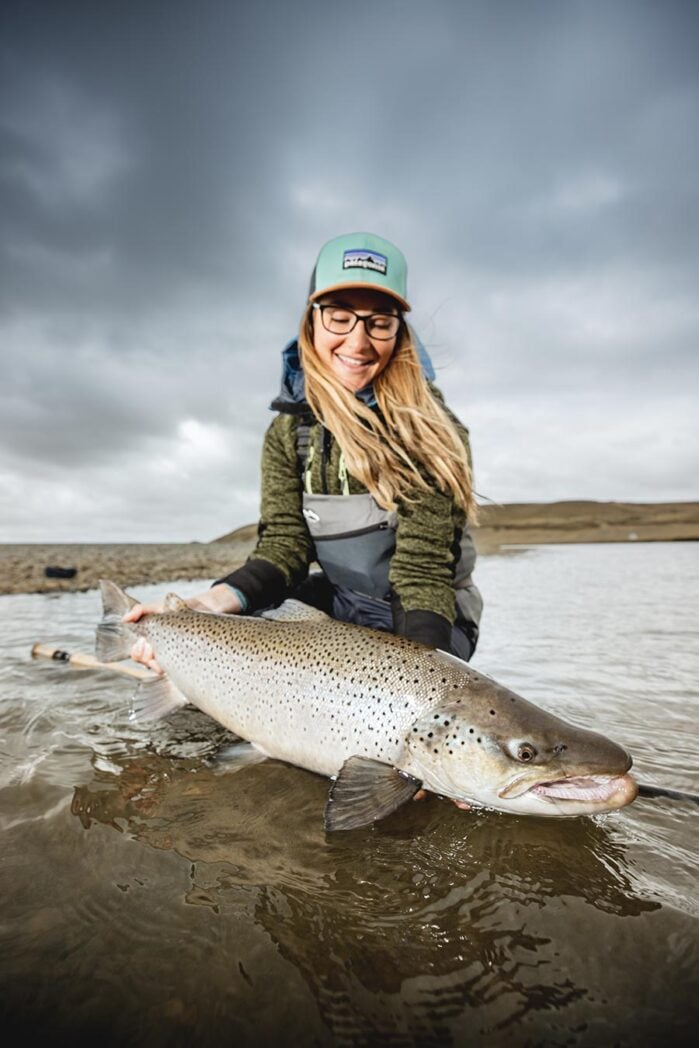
[324,756,422,832]
[260,599,330,623]
[129,674,189,721]
[163,592,189,613]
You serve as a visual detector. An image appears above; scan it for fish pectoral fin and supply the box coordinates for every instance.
[260,599,331,623]
[129,674,189,721]
[324,756,422,832]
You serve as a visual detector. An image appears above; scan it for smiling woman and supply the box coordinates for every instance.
[125,232,483,667]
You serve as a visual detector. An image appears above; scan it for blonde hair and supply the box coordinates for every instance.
[298,306,476,520]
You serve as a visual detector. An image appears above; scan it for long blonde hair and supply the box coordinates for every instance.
[298,306,476,520]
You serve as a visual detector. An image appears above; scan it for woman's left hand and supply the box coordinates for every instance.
[413,789,471,810]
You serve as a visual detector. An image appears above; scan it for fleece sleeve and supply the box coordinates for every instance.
[218,415,313,611]
[389,484,465,645]
[389,386,473,650]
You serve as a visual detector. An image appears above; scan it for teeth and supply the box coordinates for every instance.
[337,355,370,368]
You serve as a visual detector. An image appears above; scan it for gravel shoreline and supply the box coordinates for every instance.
[0,542,252,596]
[2,501,697,596]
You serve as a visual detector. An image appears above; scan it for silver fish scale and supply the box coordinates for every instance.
[133,610,472,777]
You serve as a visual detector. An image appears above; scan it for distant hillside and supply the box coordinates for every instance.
[3,501,696,595]
[214,500,699,553]
[211,523,259,546]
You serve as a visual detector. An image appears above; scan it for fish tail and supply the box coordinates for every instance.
[96,579,139,662]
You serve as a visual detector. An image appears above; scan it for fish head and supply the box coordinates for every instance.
[404,667,638,817]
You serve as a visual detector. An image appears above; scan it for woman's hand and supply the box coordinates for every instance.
[413,788,471,811]
[123,583,244,673]
[185,583,244,615]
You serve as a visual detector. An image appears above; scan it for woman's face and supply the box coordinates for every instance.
[311,288,400,393]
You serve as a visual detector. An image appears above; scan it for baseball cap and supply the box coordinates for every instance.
[308,232,410,311]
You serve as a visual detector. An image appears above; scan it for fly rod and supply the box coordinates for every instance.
[31,642,154,680]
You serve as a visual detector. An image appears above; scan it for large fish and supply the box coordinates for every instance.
[96,579,638,830]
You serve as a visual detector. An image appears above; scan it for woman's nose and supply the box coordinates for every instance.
[346,316,372,349]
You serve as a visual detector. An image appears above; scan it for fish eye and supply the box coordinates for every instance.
[517,744,537,762]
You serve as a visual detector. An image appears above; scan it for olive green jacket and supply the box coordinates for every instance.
[222,383,474,637]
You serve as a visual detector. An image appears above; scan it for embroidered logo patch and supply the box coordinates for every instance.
[342,249,388,275]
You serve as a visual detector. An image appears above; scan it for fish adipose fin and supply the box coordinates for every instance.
[260,599,331,623]
[96,579,140,662]
[163,592,189,612]
[130,675,189,721]
[324,756,422,832]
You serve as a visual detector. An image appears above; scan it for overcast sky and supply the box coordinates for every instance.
[1,0,697,542]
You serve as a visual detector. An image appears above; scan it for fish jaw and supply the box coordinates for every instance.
[408,747,638,817]
[402,680,639,818]
[511,771,639,815]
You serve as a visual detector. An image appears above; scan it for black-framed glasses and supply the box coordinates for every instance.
[313,302,402,341]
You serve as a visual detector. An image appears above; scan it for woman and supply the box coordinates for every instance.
[127,232,483,672]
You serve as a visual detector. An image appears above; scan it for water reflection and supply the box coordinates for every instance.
[72,751,660,1043]
[4,546,698,1045]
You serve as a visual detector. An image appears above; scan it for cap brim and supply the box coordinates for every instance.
[309,281,410,312]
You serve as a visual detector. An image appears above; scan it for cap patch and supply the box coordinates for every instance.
[342,249,388,275]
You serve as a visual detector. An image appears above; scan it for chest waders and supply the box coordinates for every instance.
[295,421,483,658]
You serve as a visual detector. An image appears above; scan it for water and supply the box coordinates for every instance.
[1,543,697,1046]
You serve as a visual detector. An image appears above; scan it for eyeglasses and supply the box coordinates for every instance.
[313,302,402,341]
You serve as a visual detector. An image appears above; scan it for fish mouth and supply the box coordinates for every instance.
[528,773,638,808]
[499,771,638,810]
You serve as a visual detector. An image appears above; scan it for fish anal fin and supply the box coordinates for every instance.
[324,756,422,832]
[163,592,189,613]
[260,599,330,623]
[129,674,189,722]
[212,741,270,775]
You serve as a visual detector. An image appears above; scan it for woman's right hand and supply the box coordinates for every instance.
[123,584,244,673]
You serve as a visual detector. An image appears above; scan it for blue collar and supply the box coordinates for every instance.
[274,335,436,411]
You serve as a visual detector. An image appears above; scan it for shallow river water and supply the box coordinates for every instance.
[1,542,697,1046]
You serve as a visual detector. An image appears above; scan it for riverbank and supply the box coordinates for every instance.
[1,500,696,596]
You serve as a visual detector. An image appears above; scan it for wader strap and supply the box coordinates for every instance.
[297,420,350,495]
[296,420,312,472]
[296,420,314,494]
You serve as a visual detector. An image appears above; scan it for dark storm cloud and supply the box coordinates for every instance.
[1,0,697,539]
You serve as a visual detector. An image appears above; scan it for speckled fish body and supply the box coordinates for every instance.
[97,581,638,828]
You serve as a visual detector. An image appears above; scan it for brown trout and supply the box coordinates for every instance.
[97,579,638,830]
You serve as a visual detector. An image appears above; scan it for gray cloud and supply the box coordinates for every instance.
[1,0,697,541]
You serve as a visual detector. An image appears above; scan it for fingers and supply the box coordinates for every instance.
[411,789,471,811]
[122,601,163,623]
[130,638,163,675]
[187,584,242,615]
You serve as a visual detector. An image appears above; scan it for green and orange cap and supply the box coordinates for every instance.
[308,232,410,312]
